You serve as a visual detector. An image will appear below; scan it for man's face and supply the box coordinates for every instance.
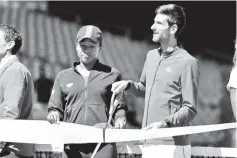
[151,14,172,43]
[76,38,100,64]
[0,30,8,59]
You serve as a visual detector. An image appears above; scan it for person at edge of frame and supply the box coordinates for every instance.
[0,24,35,158]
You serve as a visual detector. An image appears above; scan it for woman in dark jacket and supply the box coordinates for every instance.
[47,25,127,158]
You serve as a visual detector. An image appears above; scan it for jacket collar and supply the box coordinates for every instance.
[73,59,103,83]
[73,59,101,71]
[0,55,19,78]
[158,43,183,59]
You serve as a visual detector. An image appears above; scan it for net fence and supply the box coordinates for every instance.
[116,144,236,158]
[35,144,237,158]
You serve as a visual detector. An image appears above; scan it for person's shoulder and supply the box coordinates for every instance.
[97,62,120,74]
[179,48,199,64]
[145,49,160,61]
[10,61,31,74]
[2,61,33,83]
[11,60,26,69]
[147,48,158,56]
[56,68,74,79]
[97,62,121,78]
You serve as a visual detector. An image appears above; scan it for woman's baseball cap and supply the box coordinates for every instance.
[76,25,102,44]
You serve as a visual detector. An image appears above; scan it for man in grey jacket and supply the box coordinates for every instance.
[0,24,34,157]
[112,4,200,158]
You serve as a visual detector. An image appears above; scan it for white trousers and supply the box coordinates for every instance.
[142,144,191,158]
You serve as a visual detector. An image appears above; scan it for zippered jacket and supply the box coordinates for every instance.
[127,46,200,145]
[0,56,34,156]
[48,60,127,126]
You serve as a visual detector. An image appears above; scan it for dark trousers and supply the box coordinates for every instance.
[64,143,117,158]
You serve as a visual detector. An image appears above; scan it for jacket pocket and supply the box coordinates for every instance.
[86,104,108,125]
[64,104,108,126]
[63,105,84,123]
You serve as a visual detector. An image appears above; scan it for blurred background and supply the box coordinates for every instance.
[0,0,236,150]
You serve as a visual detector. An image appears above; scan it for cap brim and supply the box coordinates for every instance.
[78,36,98,44]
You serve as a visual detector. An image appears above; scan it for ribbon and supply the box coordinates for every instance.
[0,120,236,145]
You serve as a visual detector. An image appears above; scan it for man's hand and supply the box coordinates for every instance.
[114,117,126,129]
[143,121,168,130]
[47,110,60,124]
[111,80,130,94]
[94,118,126,129]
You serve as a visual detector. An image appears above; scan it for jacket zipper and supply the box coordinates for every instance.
[145,55,164,126]
[84,79,88,124]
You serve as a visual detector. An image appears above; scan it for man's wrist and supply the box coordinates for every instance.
[163,119,171,127]
[49,109,63,120]
[116,116,126,123]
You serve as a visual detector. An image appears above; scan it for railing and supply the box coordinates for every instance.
[34,145,237,158]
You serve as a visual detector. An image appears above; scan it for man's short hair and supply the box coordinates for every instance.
[155,4,186,38]
[0,24,22,55]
